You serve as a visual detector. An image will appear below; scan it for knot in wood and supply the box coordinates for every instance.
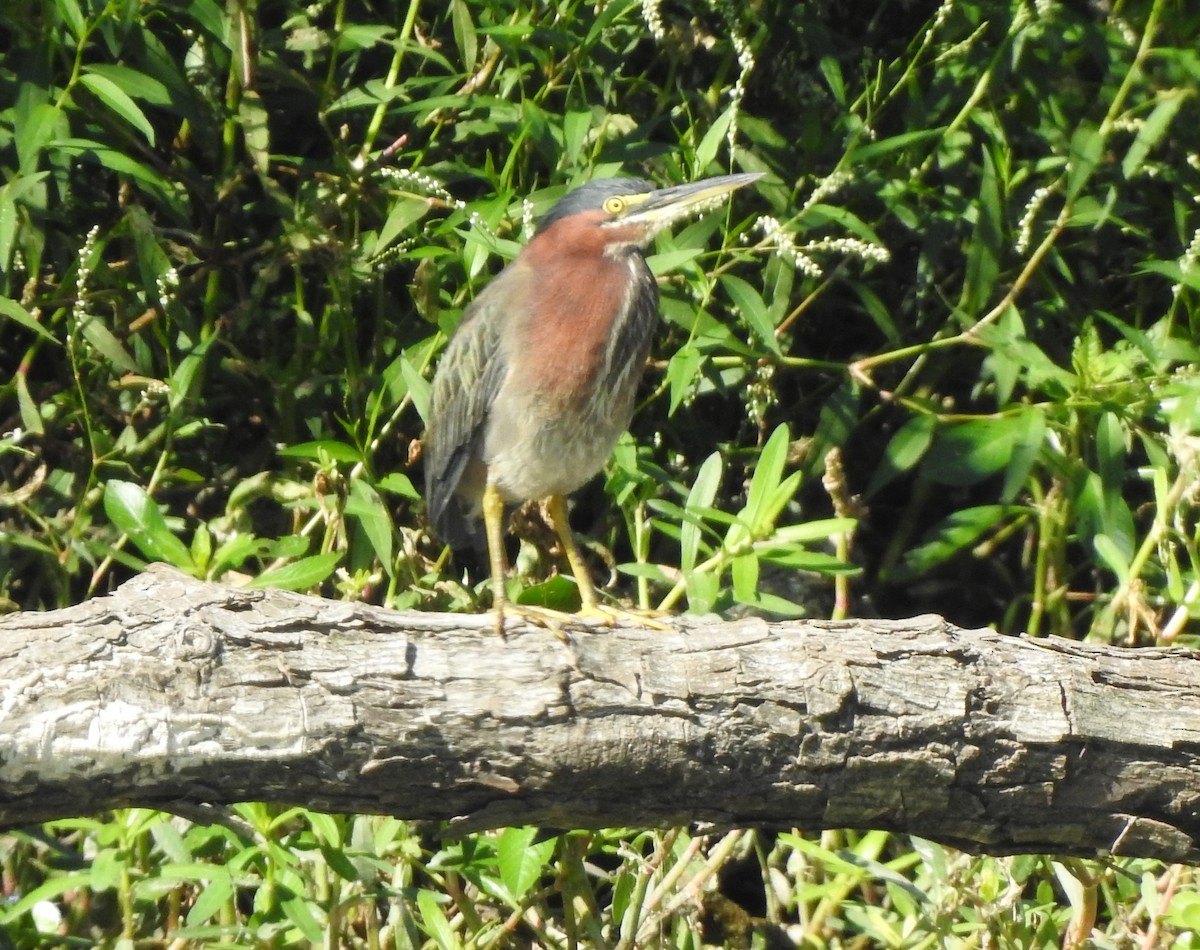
[171,621,219,662]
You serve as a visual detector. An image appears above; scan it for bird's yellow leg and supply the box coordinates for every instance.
[483,482,571,636]
[482,480,511,636]
[545,494,671,629]
[545,494,601,612]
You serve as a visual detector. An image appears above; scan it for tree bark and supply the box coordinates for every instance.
[2,565,1198,863]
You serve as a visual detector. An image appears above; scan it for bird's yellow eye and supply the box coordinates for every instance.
[603,196,626,215]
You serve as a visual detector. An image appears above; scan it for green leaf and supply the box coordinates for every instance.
[82,63,172,105]
[722,273,780,354]
[959,146,1002,317]
[149,820,191,865]
[321,843,364,883]
[89,847,125,891]
[167,333,214,413]
[1075,470,1135,563]
[155,861,234,884]
[764,252,796,329]
[367,196,430,259]
[1096,411,1126,489]
[685,570,720,615]
[334,24,394,51]
[16,102,63,173]
[681,452,722,575]
[0,872,94,925]
[0,296,57,343]
[693,105,735,172]
[282,895,325,944]
[1066,122,1102,201]
[79,71,157,145]
[450,0,478,68]
[279,440,363,463]
[402,352,433,422]
[185,868,233,925]
[1000,406,1046,503]
[1052,862,1085,911]
[1093,533,1130,584]
[476,23,537,39]
[617,562,673,584]
[0,193,15,273]
[979,304,1021,403]
[801,204,887,247]
[209,534,275,575]
[238,89,270,175]
[739,423,791,538]
[1138,258,1200,293]
[1165,891,1200,932]
[847,127,946,162]
[190,521,212,569]
[848,280,898,343]
[867,414,936,497]
[54,0,86,39]
[922,418,1021,487]
[779,833,870,879]
[245,551,342,591]
[308,811,343,847]
[770,518,857,544]
[378,472,421,499]
[819,55,845,105]
[756,546,859,573]
[327,83,421,113]
[976,308,1077,399]
[51,138,181,210]
[665,344,702,416]
[103,480,195,569]
[731,552,759,603]
[78,313,139,373]
[758,470,804,536]
[812,382,859,464]
[584,0,638,45]
[497,827,555,899]
[651,499,739,532]
[346,478,394,569]
[898,505,1014,578]
[1123,89,1187,179]
[417,888,460,950]
[646,247,705,276]
[562,109,591,164]
[734,589,807,617]
[180,0,226,38]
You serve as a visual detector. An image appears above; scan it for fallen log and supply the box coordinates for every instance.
[2,565,1198,863]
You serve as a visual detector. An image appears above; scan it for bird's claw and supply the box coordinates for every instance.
[492,602,573,640]
[572,603,674,631]
[491,601,673,637]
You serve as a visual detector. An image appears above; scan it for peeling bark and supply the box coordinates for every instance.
[2,565,1198,863]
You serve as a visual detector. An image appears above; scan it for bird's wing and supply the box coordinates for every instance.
[424,291,509,548]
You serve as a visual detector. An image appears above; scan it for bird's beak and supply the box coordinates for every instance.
[618,172,764,234]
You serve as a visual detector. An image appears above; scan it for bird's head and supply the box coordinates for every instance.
[535,172,763,255]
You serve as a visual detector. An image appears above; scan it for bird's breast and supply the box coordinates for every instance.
[482,252,657,502]
[517,257,631,391]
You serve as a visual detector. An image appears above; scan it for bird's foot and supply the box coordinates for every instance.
[491,602,573,639]
[491,601,673,636]
[572,602,674,631]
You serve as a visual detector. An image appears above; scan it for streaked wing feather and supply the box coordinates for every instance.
[424,296,508,546]
[593,256,658,424]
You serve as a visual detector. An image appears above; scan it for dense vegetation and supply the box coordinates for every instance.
[3,0,1200,945]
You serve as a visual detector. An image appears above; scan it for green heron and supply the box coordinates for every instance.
[424,172,762,632]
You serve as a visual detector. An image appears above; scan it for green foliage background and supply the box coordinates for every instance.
[3,0,1200,945]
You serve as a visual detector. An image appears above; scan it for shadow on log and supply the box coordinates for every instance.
[2,565,1198,863]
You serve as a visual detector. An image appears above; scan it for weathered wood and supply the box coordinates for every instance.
[2,565,1198,862]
